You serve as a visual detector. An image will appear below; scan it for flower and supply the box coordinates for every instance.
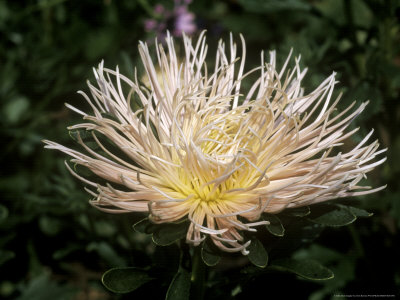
[44,32,386,255]
[144,0,197,41]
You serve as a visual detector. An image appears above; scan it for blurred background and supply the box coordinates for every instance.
[0,0,399,299]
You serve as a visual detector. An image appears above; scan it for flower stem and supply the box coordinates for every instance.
[191,246,206,300]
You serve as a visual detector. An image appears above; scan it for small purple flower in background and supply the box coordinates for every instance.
[172,2,196,36]
[144,0,197,40]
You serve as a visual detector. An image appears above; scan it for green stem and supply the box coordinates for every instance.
[191,246,206,300]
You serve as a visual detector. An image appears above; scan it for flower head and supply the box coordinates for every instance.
[44,32,386,254]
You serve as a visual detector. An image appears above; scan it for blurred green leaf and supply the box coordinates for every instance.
[0,250,15,266]
[102,267,153,294]
[271,258,334,281]
[238,0,311,12]
[221,14,271,40]
[16,272,76,300]
[94,220,117,237]
[0,1,10,28]
[344,81,383,119]
[86,241,125,266]
[0,280,15,298]
[4,96,29,124]
[166,267,191,300]
[52,245,80,260]
[0,204,8,223]
[247,238,268,268]
[84,29,115,60]
[39,216,62,236]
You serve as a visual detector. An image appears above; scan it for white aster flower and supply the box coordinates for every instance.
[44,32,386,255]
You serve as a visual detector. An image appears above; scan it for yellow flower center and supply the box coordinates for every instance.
[169,108,267,205]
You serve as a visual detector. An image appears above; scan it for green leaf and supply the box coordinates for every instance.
[238,0,311,13]
[52,245,80,260]
[134,219,189,246]
[307,204,357,227]
[102,267,153,294]
[132,218,157,234]
[293,244,356,293]
[283,206,310,217]
[247,238,268,268]
[39,216,62,236]
[201,239,221,267]
[152,221,189,246]
[84,29,115,59]
[0,250,15,266]
[16,272,76,300]
[271,258,334,280]
[4,96,30,124]
[267,220,324,258]
[86,241,125,267]
[263,214,285,236]
[165,268,191,300]
[346,206,373,218]
[0,204,8,223]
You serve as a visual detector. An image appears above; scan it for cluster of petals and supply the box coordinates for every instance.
[44,32,386,254]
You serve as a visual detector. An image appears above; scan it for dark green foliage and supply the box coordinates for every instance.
[1,0,399,299]
[347,205,373,218]
[201,238,221,267]
[133,217,157,234]
[15,272,77,300]
[166,268,191,300]
[247,238,269,268]
[102,267,154,293]
[270,258,334,280]
[307,204,358,227]
[282,206,311,217]
[133,218,190,246]
[152,221,190,246]
[263,213,285,236]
